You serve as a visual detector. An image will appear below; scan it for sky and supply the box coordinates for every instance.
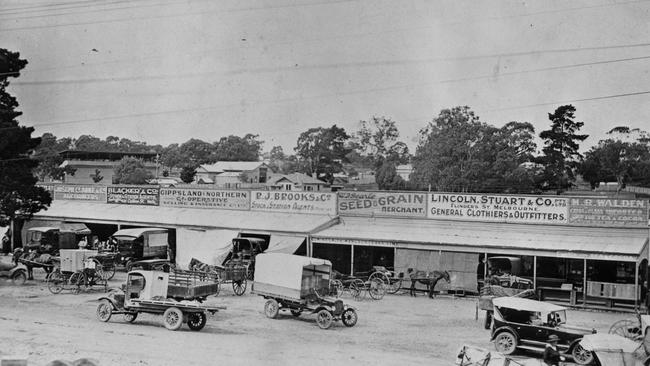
[1,0,649,154]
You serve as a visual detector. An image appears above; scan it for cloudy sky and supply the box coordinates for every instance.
[2,0,649,153]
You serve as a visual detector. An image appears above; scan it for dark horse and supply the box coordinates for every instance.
[407,269,450,298]
[13,248,56,280]
[188,257,224,274]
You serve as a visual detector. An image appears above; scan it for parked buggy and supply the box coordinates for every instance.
[96,269,225,331]
[223,237,264,280]
[47,249,107,294]
[331,269,387,300]
[189,258,248,296]
[252,253,358,329]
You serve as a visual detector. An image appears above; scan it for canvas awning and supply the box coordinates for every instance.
[34,200,337,235]
[312,217,649,262]
[175,228,238,269]
[265,234,305,254]
[59,223,91,234]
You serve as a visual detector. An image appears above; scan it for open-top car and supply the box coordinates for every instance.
[491,297,596,364]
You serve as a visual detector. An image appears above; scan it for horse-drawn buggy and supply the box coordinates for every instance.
[189,258,248,296]
[252,253,358,329]
[330,268,388,300]
[96,269,225,331]
[47,249,108,294]
[223,237,264,280]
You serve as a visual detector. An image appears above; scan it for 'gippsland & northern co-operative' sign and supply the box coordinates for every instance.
[250,190,337,215]
[338,191,427,217]
[159,188,250,210]
[427,193,569,224]
[107,186,160,205]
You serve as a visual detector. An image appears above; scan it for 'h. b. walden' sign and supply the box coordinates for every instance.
[427,193,569,225]
[250,190,337,215]
[338,191,426,217]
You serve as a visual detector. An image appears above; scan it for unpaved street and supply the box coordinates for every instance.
[0,264,627,366]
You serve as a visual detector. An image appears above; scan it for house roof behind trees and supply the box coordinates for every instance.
[199,161,266,173]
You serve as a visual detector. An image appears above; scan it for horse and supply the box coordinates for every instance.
[12,248,56,280]
[188,257,224,274]
[407,268,450,298]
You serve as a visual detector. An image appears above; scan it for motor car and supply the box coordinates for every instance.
[108,228,169,269]
[578,333,649,366]
[491,297,596,364]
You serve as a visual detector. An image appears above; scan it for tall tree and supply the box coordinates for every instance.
[538,105,588,193]
[179,138,214,166]
[0,49,51,226]
[355,116,410,168]
[294,125,351,183]
[213,134,262,161]
[33,133,75,181]
[112,157,152,184]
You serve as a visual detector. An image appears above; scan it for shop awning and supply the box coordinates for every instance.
[312,217,649,262]
[265,234,305,254]
[34,201,337,235]
[176,228,237,269]
[59,223,91,234]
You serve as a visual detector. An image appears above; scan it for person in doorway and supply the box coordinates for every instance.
[78,237,88,249]
[542,334,565,366]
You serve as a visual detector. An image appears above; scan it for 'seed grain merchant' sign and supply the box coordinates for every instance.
[338,191,426,217]
[427,193,569,225]
[159,188,250,210]
[251,190,336,215]
[107,186,160,206]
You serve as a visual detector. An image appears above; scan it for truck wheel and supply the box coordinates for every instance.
[572,343,594,365]
[125,260,133,272]
[123,313,138,323]
[316,309,333,329]
[11,271,27,286]
[264,299,279,319]
[96,300,113,322]
[341,308,358,327]
[484,311,493,329]
[187,312,207,331]
[163,307,183,331]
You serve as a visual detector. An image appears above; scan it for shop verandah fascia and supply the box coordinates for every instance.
[311,191,650,310]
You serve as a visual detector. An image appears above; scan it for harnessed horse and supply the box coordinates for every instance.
[407,268,450,298]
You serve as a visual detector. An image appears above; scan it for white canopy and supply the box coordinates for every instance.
[264,234,305,254]
[579,334,640,352]
[492,297,566,313]
[175,228,238,270]
[111,227,168,238]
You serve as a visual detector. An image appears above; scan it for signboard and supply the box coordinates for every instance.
[250,190,337,215]
[427,193,569,225]
[159,188,250,210]
[338,191,426,217]
[568,198,648,228]
[37,184,106,202]
[107,186,160,206]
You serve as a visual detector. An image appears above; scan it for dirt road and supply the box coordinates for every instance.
[0,264,627,366]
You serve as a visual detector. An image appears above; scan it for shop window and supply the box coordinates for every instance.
[313,243,351,275]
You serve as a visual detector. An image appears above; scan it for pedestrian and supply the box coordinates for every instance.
[543,334,565,366]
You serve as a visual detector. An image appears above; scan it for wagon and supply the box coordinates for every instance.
[47,249,107,294]
[96,270,225,331]
[252,253,358,330]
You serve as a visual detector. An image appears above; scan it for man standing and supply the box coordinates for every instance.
[543,335,565,366]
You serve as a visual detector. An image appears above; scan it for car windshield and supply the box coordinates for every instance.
[548,310,566,326]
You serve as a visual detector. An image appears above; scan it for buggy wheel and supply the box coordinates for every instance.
[316,309,333,329]
[350,279,365,300]
[90,259,105,281]
[233,279,247,296]
[368,278,386,300]
[609,318,642,340]
[332,280,343,298]
[96,300,112,322]
[123,313,138,323]
[103,263,116,281]
[387,277,402,295]
[187,312,207,331]
[494,331,517,355]
[162,307,183,331]
[264,299,280,319]
[69,271,86,294]
[369,272,389,287]
[572,343,594,365]
[341,308,358,327]
[47,270,64,294]
[11,270,27,286]
[290,310,302,317]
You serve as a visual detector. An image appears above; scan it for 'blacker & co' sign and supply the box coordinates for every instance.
[159,188,250,210]
[427,193,569,225]
[251,190,336,215]
[338,191,426,217]
[107,186,160,206]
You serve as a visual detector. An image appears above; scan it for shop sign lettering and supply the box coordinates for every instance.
[427,193,568,224]
[37,183,107,202]
[251,190,336,215]
[107,186,160,206]
[159,188,250,210]
[568,198,648,227]
[338,191,426,217]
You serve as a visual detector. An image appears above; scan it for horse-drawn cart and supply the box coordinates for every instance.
[96,269,225,331]
[47,249,107,294]
[189,258,248,296]
[252,253,358,330]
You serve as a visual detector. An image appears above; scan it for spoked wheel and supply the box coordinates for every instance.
[264,299,280,319]
[162,307,183,331]
[316,309,333,329]
[233,279,247,296]
[331,280,343,298]
[341,308,358,327]
[187,312,207,331]
[368,278,386,300]
[349,279,365,300]
[609,318,642,341]
[123,313,138,323]
[47,270,64,294]
[96,300,113,322]
[493,331,517,355]
[368,272,389,287]
[386,277,403,295]
[69,271,86,294]
[11,271,27,286]
[572,343,594,365]
[103,263,116,281]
